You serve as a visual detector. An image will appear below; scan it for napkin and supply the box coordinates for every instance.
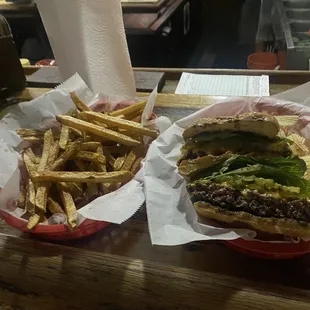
[35,0,136,98]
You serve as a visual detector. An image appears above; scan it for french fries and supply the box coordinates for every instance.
[131,157,143,175]
[110,100,147,117]
[23,153,37,179]
[33,171,133,183]
[16,94,154,231]
[17,129,44,137]
[47,142,60,166]
[121,150,137,171]
[25,179,36,215]
[47,197,64,214]
[27,214,41,230]
[73,151,106,165]
[70,91,91,112]
[24,148,40,164]
[56,115,141,147]
[59,126,70,149]
[38,129,53,171]
[81,111,158,138]
[49,138,82,171]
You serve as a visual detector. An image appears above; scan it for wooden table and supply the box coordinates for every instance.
[2,68,310,309]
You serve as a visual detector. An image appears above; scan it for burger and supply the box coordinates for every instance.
[178,112,310,238]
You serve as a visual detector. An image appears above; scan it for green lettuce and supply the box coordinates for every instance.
[208,163,310,197]
[219,155,306,177]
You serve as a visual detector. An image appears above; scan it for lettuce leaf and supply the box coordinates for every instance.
[219,155,306,177]
[209,164,310,196]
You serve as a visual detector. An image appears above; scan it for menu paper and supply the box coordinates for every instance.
[144,96,310,245]
[0,74,169,227]
[175,73,270,97]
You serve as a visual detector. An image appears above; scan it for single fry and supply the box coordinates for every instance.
[47,142,60,167]
[70,92,91,112]
[110,101,147,117]
[81,111,158,138]
[58,182,83,199]
[103,148,115,167]
[47,197,64,214]
[16,128,44,137]
[69,127,83,137]
[25,179,36,214]
[59,126,70,149]
[22,136,42,143]
[24,148,40,164]
[131,157,143,175]
[56,115,141,147]
[114,155,126,171]
[18,183,27,208]
[73,151,106,165]
[27,214,40,230]
[86,181,99,200]
[59,186,77,229]
[131,115,142,123]
[36,129,53,212]
[38,129,54,171]
[49,138,82,171]
[124,109,143,121]
[93,146,110,193]
[33,170,133,183]
[23,153,37,179]
[68,141,101,151]
[35,183,49,212]
[121,150,137,171]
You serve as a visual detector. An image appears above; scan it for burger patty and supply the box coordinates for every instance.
[187,182,310,223]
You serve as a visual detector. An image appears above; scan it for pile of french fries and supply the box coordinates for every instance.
[17,92,157,230]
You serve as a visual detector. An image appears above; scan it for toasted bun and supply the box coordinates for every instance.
[178,153,231,177]
[194,201,310,238]
[183,112,280,140]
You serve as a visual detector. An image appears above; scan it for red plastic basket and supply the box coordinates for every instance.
[0,209,109,240]
[224,238,310,260]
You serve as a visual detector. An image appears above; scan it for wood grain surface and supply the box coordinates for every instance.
[0,233,310,310]
[3,81,310,309]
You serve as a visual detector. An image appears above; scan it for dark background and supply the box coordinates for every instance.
[5,0,261,69]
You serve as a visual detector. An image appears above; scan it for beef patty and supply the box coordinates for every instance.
[187,182,310,223]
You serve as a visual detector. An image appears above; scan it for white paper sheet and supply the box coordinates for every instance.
[35,0,136,98]
[0,74,169,228]
[144,96,310,246]
[175,73,270,97]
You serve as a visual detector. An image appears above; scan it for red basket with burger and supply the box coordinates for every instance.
[177,110,310,259]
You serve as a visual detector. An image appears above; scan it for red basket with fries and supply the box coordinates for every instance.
[0,210,109,240]
[0,93,157,240]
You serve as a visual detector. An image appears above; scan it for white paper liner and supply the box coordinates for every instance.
[144,96,310,246]
[0,74,170,228]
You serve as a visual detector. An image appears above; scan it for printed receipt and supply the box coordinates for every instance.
[175,73,270,97]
